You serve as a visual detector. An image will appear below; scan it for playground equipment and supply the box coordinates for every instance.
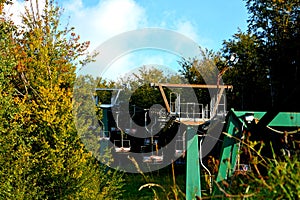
[99,131,110,141]
[174,135,185,158]
[114,139,131,153]
[215,109,300,185]
[150,83,232,121]
[94,82,300,199]
[113,111,131,153]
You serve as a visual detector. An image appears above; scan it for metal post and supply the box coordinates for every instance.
[103,109,108,132]
[186,126,201,199]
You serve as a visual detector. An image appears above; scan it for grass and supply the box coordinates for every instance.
[119,134,300,199]
[122,163,186,200]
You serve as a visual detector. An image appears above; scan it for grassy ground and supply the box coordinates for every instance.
[122,164,186,200]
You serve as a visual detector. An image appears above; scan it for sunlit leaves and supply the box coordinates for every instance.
[0,0,124,199]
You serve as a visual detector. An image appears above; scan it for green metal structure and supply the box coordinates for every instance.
[214,109,300,193]
[186,126,201,199]
[185,108,300,199]
[95,86,300,199]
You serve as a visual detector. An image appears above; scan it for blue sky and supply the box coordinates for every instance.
[66,0,249,52]
[60,0,249,79]
[5,0,249,80]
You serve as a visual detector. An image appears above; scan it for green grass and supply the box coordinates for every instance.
[122,164,186,200]
[120,140,300,199]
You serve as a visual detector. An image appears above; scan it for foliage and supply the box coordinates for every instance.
[253,155,300,199]
[117,66,182,109]
[222,0,300,111]
[221,30,271,110]
[115,66,183,128]
[245,0,300,109]
[215,2,300,197]
[122,163,186,200]
[178,48,221,107]
[0,4,32,199]
[0,0,124,199]
[218,139,300,199]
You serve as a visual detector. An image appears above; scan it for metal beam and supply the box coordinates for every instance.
[232,110,300,127]
[95,88,122,91]
[151,83,233,89]
[211,87,225,118]
[214,109,300,195]
[157,84,170,113]
[151,83,233,117]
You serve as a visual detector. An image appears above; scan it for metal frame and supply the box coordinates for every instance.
[214,109,300,195]
[150,83,233,119]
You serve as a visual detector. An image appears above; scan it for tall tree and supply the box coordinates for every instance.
[221,30,270,110]
[0,0,124,199]
[118,66,181,109]
[0,1,36,198]
[221,0,300,111]
[245,0,300,110]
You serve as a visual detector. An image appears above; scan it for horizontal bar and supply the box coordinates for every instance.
[151,83,233,89]
[95,88,122,91]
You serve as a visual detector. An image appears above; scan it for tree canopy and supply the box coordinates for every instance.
[221,0,300,111]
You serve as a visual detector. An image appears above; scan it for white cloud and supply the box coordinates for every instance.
[4,0,204,80]
[63,0,147,51]
[175,20,199,43]
[62,0,202,53]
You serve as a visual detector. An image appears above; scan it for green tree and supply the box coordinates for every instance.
[221,0,300,111]
[118,66,181,109]
[215,1,300,198]
[0,2,36,198]
[221,30,270,110]
[179,48,220,107]
[247,0,299,109]
[0,0,124,199]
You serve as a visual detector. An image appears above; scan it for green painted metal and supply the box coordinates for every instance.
[215,110,243,183]
[99,108,110,158]
[102,109,109,132]
[186,126,201,200]
[269,112,300,127]
[214,109,300,195]
[232,110,300,127]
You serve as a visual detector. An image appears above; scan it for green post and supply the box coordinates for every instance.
[103,109,108,132]
[215,112,242,183]
[99,108,109,158]
[214,109,300,194]
[186,126,201,200]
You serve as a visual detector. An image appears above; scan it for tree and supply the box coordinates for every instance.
[118,66,181,110]
[245,0,300,110]
[221,30,270,110]
[217,1,300,197]
[0,0,124,199]
[221,0,300,111]
[179,48,220,108]
[0,2,36,198]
